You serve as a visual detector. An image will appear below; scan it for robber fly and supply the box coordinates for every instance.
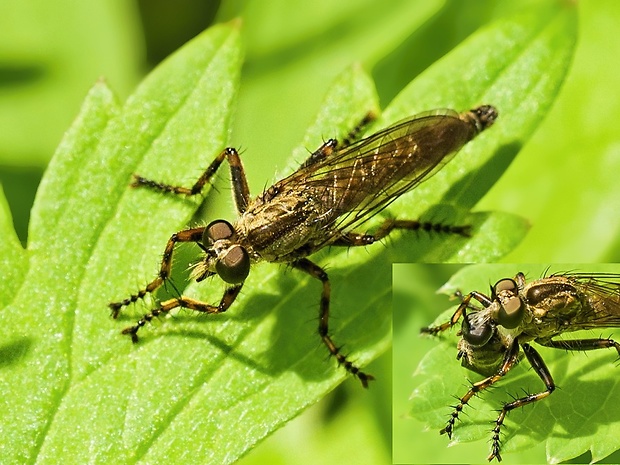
[421,271,620,461]
[110,105,497,387]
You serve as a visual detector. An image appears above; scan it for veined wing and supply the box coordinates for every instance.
[273,106,496,245]
[555,272,620,328]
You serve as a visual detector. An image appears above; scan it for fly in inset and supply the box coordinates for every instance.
[110,105,498,386]
[422,271,620,461]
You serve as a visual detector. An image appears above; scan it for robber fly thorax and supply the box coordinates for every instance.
[422,271,620,461]
[110,105,498,388]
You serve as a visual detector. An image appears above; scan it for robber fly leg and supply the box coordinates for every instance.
[487,343,555,462]
[108,227,205,318]
[420,294,473,335]
[292,258,374,388]
[340,112,376,148]
[332,219,471,249]
[441,339,521,443]
[421,287,496,335]
[121,285,243,343]
[536,336,620,357]
[298,113,376,169]
[298,139,339,170]
[132,147,251,214]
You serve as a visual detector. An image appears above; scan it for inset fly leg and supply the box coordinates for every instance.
[332,219,471,248]
[121,285,243,343]
[487,343,555,462]
[132,147,251,214]
[421,297,469,336]
[292,258,374,388]
[109,227,205,318]
[421,290,494,335]
[441,338,521,442]
[536,336,620,357]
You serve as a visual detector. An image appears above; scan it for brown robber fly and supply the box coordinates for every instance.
[422,271,620,461]
[110,105,498,387]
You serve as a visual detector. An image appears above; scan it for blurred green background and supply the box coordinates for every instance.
[1,1,619,464]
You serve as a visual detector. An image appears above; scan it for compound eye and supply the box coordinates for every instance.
[494,278,518,294]
[462,313,494,347]
[204,220,235,245]
[492,278,517,299]
[215,245,250,284]
[492,278,524,329]
[497,294,524,329]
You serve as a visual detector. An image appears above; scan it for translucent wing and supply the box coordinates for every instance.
[272,107,494,247]
[558,272,620,328]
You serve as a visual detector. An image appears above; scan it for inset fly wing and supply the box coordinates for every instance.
[558,273,620,328]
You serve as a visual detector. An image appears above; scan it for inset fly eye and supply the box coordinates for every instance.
[497,294,524,329]
[462,313,494,347]
[493,278,524,329]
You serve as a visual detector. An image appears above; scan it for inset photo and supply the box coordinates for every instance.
[393,264,620,464]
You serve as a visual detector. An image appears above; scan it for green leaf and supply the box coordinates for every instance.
[0,22,242,464]
[402,264,620,463]
[0,184,28,309]
[380,2,577,215]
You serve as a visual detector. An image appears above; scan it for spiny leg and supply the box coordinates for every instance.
[122,285,243,343]
[109,227,205,318]
[331,218,471,249]
[132,146,251,214]
[536,336,620,357]
[487,343,555,462]
[340,112,376,148]
[298,112,376,169]
[292,258,374,388]
[487,337,620,461]
[420,290,494,335]
[441,338,521,441]
[298,139,338,170]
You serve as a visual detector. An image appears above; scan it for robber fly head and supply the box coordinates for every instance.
[194,219,251,284]
[461,276,527,348]
[457,274,531,376]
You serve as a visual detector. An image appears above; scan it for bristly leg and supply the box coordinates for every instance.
[292,258,374,388]
[440,339,520,443]
[486,343,555,462]
[132,146,251,214]
[298,112,376,170]
[420,289,494,336]
[339,112,376,148]
[109,227,205,318]
[332,218,470,248]
[121,285,243,342]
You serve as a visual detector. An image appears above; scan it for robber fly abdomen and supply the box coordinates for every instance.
[110,105,497,388]
[422,271,620,462]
